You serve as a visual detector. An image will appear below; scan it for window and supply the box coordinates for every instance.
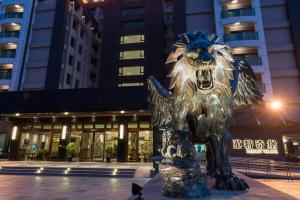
[165,13,173,21]
[140,122,150,128]
[66,73,72,85]
[91,56,97,67]
[119,50,144,60]
[72,21,78,30]
[75,79,80,88]
[78,45,82,54]
[0,69,12,79]
[119,66,144,76]
[77,62,81,72]
[118,82,144,87]
[92,42,98,52]
[80,28,85,38]
[68,55,74,65]
[121,21,144,31]
[120,34,144,44]
[121,8,144,16]
[71,37,75,47]
[255,73,266,93]
[0,133,6,154]
[90,72,96,81]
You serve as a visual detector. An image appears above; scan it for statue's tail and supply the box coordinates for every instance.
[147,76,174,129]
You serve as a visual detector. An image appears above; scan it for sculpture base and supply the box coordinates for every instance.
[161,166,209,198]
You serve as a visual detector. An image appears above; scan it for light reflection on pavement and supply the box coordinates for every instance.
[257,179,300,199]
[0,175,150,200]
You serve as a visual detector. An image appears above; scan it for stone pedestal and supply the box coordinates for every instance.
[161,166,209,198]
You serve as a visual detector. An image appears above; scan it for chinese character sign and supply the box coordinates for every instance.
[232,139,279,154]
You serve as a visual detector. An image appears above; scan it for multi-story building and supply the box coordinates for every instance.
[0,0,34,92]
[0,0,101,91]
[0,0,299,162]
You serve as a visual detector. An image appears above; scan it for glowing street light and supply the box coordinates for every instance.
[270,100,282,111]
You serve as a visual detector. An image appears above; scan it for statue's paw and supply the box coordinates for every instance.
[215,175,249,191]
[221,164,232,177]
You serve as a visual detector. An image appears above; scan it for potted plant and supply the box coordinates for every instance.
[66,143,75,162]
[105,145,113,162]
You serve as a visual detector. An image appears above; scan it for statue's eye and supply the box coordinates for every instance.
[207,46,213,54]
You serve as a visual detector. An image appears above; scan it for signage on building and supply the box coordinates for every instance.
[232,139,279,154]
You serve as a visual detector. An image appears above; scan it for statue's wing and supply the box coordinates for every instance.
[147,76,174,129]
[233,59,263,108]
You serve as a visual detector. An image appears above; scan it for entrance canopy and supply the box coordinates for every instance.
[0,87,149,114]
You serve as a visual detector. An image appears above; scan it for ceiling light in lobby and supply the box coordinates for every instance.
[120,110,125,114]
[15,113,20,117]
[62,125,67,140]
[232,0,238,3]
[64,112,69,116]
[11,126,18,140]
[119,124,124,139]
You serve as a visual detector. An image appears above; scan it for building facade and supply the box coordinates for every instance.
[0,0,101,91]
[0,0,299,162]
[0,0,34,91]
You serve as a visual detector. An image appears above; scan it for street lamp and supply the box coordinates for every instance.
[270,100,282,111]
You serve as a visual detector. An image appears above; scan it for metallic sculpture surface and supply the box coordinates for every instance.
[148,31,262,194]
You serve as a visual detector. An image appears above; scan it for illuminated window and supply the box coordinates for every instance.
[118,82,144,87]
[128,123,138,128]
[120,34,144,44]
[139,122,150,128]
[0,85,9,92]
[119,66,144,76]
[119,50,144,60]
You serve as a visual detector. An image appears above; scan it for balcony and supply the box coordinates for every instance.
[0,12,23,20]
[0,50,16,58]
[224,32,258,42]
[0,31,20,38]
[222,8,255,19]
[234,56,262,65]
[0,70,12,80]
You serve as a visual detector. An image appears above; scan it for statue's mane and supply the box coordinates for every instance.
[167,43,235,121]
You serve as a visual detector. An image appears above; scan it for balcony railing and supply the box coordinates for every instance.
[0,12,23,20]
[0,70,12,80]
[224,32,258,42]
[0,30,20,38]
[222,8,255,18]
[0,50,16,58]
[234,56,262,65]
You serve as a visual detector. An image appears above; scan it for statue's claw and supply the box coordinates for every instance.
[215,175,249,191]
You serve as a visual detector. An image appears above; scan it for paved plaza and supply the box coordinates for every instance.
[0,175,150,200]
[0,161,300,199]
[258,179,300,199]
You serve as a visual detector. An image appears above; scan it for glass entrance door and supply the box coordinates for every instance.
[93,132,105,161]
[50,133,60,160]
[69,132,82,161]
[128,131,138,161]
[81,132,93,160]
[105,131,118,161]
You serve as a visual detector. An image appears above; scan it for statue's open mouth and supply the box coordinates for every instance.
[196,68,213,90]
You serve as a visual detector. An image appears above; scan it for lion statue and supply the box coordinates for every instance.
[147,31,262,191]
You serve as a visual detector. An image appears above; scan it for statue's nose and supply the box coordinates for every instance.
[197,51,213,64]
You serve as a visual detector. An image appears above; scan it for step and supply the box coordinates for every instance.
[0,166,135,177]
